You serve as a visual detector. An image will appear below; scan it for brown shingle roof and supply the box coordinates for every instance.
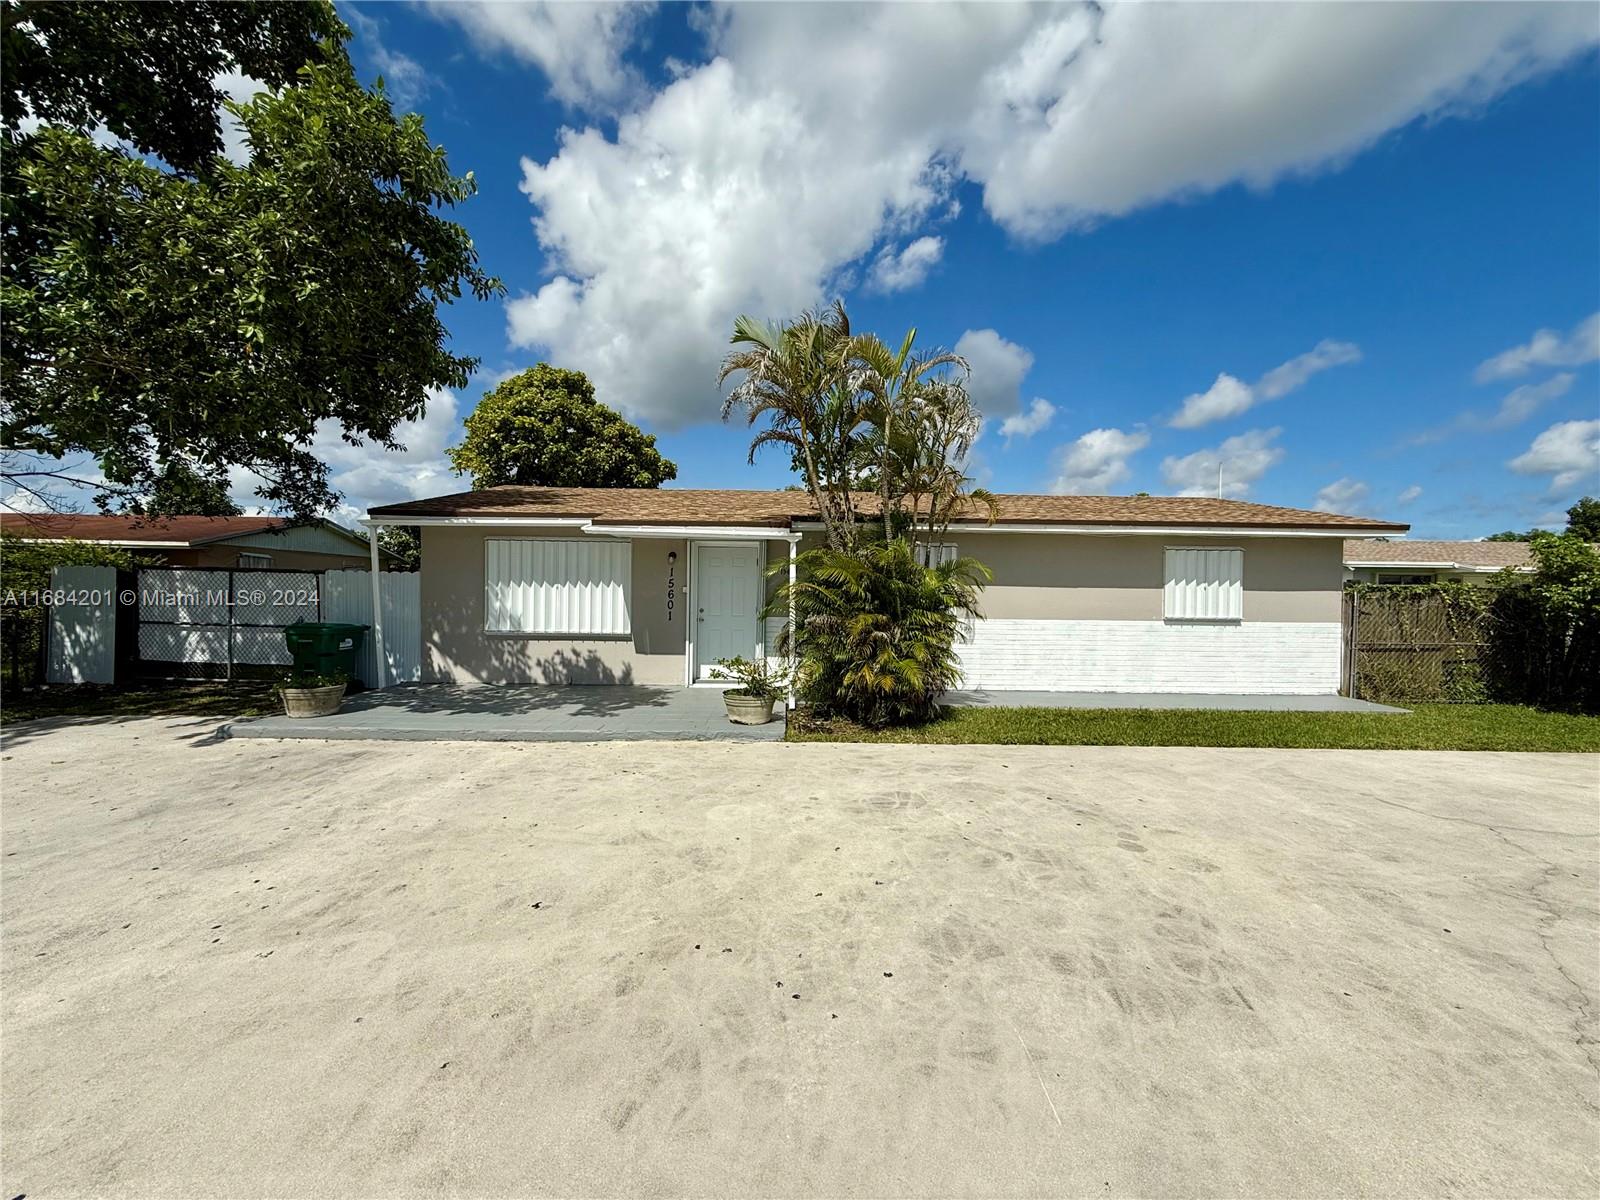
[0,513,292,545]
[368,486,1408,532]
[1343,539,1533,568]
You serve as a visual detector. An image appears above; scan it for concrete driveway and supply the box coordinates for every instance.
[1,719,1595,1198]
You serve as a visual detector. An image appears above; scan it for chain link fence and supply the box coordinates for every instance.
[1343,586,1492,704]
[135,567,321,679]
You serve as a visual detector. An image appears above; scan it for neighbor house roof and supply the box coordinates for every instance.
[0,513,295,546]
[0,512,376,553]
[368,486,1409,532]
[1343,538,1534,571]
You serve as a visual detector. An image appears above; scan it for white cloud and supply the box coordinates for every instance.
[954,329,1034,419]
[1051,427,1149,495]
[958,3,1598,238]
[1161,428,1285,498]
[508,56,948,427]
[345,5,436,112]
[1507,419,1600,494]
[1475,312,1600,382]
[1313,477,1371,515]
[424,1,653,110]
[999,398,1056,443]
[371,47,433,112]
[229,387,462,519]
[1397,484,1423,505]
[1410,372,1576,444]
[867,236,944,294]
[1170,372,1255,429]
[499,3,1595,427]
[1170,340,1360,428]
[1255,340,1365,401]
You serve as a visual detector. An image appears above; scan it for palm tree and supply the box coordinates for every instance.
[847,332,1000,551]
[895,374,999,553]
[720,301,861,551]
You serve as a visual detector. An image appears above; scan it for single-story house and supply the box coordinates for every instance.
[1342,538,1533,584]
[0,513,389,572]
[364,487,1407,695]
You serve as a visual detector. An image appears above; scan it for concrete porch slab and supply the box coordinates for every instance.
[944,690,1407,713]
[221,684,786,743]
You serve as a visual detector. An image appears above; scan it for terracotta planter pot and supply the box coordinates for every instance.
[280,683,347,719]
[723,692,777,725]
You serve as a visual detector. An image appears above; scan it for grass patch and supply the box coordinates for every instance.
[1,680,283,725]
[787,703,1600,752]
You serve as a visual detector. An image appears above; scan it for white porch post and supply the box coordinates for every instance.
[365,521,388,689]
[787,534,798,711]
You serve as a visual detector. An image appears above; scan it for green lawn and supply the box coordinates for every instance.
[1,681,282,725]
[787,703,1600,752]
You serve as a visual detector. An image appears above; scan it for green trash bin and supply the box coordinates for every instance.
[284,621,369,683]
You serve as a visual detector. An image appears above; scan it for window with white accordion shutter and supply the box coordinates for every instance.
[484,538,632,635]
[1163,547,1244,621]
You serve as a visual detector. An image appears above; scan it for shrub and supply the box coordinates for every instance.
[712,655,789,702]
[1483,532,1600,713]
[771,538,989,727]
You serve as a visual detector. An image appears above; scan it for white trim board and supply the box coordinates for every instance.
[956,618,1342,694]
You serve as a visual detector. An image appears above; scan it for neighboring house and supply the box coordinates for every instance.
[1342,539,1533,584]
[0,513,388,571]
[365,487,1407,695]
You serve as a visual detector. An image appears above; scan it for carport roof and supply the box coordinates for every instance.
[367,486,1408,533]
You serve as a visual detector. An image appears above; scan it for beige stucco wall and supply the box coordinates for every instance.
[416,526,1345,684]
[948,532,1344,623]
[419,527,687,685]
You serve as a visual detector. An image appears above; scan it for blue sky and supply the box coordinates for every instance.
[77,3,1600,536]
[330,4,1600,534]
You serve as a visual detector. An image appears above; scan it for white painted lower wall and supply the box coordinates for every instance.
[955,618,1342,694]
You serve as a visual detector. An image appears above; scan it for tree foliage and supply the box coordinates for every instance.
[1564,496,1600,542]
[447,365,677,489]
[376,526,422,572]
[1484,532,1600,713]
[1,1,500,518]
[769,539,990,727]
[2,1,341,174]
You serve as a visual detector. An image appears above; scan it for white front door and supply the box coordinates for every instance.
[694,544,761,680]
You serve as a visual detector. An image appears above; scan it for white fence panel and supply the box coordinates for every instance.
[46,565,118,683]
[322,570,421,686]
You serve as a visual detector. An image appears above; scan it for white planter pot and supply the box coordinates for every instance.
[723,692,777,725]
[280,683,347,719]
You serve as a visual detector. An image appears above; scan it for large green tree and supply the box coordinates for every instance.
[447,365,677,490]
[1564,496,1600,542]
[1,1,499,518]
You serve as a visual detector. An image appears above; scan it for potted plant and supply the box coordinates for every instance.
[279,670,350,719]
[713,656,790,725]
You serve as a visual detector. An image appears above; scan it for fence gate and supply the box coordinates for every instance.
[1342,587,1490,704]
[135,567,321,679]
